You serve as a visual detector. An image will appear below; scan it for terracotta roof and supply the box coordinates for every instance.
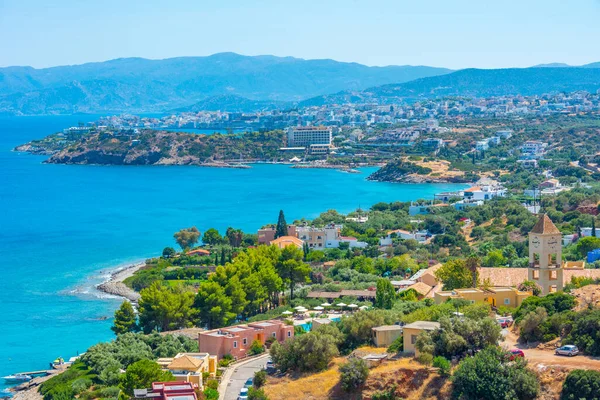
[478,267,600,287]
[167,355,203,371]
[270,235,304,248]
[530,214,561,235]
[407,282,433,297]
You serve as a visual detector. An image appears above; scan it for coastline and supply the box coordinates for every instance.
[95,262,145,303]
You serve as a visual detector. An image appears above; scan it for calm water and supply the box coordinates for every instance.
[0,115,466,392]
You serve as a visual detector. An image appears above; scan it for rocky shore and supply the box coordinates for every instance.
[96,263,144,302]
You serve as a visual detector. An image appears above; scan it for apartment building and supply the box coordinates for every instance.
[287,126,332,147]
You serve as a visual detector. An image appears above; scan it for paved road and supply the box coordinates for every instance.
[222,355,269,400]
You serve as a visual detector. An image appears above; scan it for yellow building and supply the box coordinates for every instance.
[402,321,441,356]
[434,286,531,308]
[372,325,403,348]
[164,353,217,390]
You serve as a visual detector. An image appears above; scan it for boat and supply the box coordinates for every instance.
[3,374,32,383]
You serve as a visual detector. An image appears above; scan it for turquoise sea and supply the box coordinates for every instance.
[0,115,467,393]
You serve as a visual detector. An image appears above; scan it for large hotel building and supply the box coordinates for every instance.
[286,126,333,154]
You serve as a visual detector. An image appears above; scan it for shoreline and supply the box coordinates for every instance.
[95,262,145,303]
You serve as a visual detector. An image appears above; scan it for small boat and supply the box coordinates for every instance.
[3,374,32,383]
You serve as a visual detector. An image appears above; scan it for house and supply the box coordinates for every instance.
[403,321,441,356]
[269,235,304,249]
[404,282,434,299]
[186,249,210,257]
[520,140,547,159]
[339,236,368,249]
[165,353,217,390]
[539,178,560,189]
[475,140,490,151]
[409,201,449,216]
[258,225,297,245]
[133,381,198,400]
[372,325,403,348]
[198,320,293,360]
[454,199,484,211]
[434,287,531,308]
[296,226,327,249]
[422,138,445,149]
[391,280,416,289]
[463,185,506,201]
[496,130,513,139]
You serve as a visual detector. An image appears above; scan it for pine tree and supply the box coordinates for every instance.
[275,210,288,238]
[112,301,137,335]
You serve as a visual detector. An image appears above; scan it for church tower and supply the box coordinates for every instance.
[528,214,563,295]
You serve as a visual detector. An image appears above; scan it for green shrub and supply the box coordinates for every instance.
[561,369,600,400]
[387,335,403,353]
[205,379,218,390]
[71,377,92,394]
[218,353,234,367]
[204,387,219,400]
[339,358,369,391]
[416,353,433,366]
[432,356,451,376]
[249,339,265,355]
[371,385,400,400]
[253,370,267,388]
[248,387,269,400]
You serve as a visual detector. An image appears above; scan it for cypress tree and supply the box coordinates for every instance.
[214,253,219,265]
[275,210,288,238]
[220,248,226,265]
[593,219,597,238]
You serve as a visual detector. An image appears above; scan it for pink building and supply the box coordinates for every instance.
[198,320,294,359]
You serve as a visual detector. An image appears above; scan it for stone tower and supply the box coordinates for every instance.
[528,214,563,295]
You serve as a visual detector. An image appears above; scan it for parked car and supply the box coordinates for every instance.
[244,377,253,388]
[238,387,249,400]
[509,349,524,361]
[555,345,579,357]
[266,359,276,374]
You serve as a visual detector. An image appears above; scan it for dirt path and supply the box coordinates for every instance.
[502,330,600,370]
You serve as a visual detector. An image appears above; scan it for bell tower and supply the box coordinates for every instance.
[528,214,563,295]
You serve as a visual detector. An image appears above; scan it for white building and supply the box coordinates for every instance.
[287,126,332,147]
[463,185,507,201]
[497,130,513,139]
[521,140,548,159]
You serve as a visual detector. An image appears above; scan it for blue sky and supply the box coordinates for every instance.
[1,0,599,69]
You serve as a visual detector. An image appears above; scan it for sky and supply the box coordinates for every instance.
[1,0,599,69]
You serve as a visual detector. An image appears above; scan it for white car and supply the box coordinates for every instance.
[555,345,579,356]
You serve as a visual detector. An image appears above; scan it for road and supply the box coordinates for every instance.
[221,354,269,400]
[502,329,600,369]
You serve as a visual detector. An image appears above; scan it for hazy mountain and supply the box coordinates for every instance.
[301,67,600,106]
[532,62,600,68]
[175,95,290,113]
[0,53,452,115]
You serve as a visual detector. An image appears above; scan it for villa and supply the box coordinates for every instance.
[157,353,217,390]
[269,235,304,249]
[434,286,531,308]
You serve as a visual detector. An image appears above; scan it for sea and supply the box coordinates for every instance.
[0,115,467,393]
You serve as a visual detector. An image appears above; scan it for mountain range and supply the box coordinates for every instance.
[300,67,600,107]
[0,53,450,115]
[1,53,600,115]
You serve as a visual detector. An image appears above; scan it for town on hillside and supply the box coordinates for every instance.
[21,185,600,400]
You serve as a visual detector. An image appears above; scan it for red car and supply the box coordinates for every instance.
[509,349,524,361]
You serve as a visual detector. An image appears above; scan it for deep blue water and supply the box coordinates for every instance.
[0,115,466,393]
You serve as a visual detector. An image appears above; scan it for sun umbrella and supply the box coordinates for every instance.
[321,302,331,307]
[347,304,358,308]
[294,306,306,310]
[282,310,293,315]
[313,306,324,311]
[359,305,369,310]
[336,302,347,307]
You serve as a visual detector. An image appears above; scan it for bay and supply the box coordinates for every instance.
[0,115,466,392]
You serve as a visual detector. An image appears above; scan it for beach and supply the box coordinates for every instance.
[96,263,145,303]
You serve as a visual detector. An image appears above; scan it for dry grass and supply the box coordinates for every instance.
[263,354,447,400]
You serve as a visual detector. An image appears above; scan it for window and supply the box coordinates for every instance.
[243,338,247,345]
[272,332,276,338]
[411,335,417,345]
[504,298,510,305]
[287,331,291,337]
[233,341,238,349]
